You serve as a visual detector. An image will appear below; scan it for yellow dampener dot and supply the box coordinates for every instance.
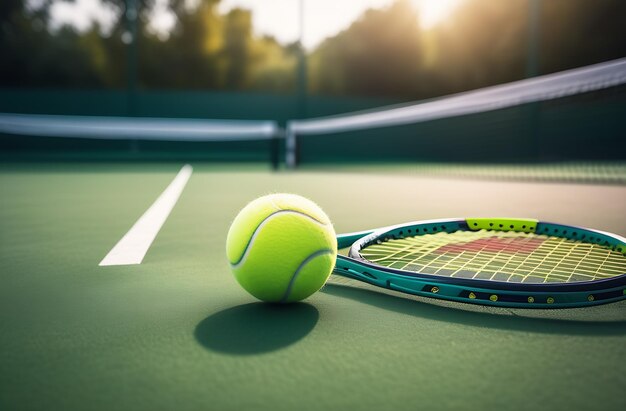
[527,296,535,303]
[547,297,555,304]
[587,295,595,302]
[468,292,476,299]
[431,286,439,293]
[489,295,498,302]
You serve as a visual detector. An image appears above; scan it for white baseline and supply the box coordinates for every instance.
[99,164,193,266]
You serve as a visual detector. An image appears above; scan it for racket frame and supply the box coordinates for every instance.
[334,218,626,308]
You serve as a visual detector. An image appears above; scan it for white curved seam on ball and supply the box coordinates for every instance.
[269,196,281,212]
[268,196,326,226]
[230,210,332,267]
[280,249,335,303]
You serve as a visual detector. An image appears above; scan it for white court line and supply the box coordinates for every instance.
[99,165,193,266]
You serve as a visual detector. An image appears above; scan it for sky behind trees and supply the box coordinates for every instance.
[42,0,463,48]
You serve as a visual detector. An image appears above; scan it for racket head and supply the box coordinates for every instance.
[336,218,626,307]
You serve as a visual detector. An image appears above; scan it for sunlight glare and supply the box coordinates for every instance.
[413,0,463,29]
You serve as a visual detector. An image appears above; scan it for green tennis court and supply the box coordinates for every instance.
[1,163,624,411]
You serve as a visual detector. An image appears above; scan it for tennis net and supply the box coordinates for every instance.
[0,114,281,167]
[286,58,626,169]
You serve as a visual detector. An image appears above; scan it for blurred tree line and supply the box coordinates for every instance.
[1,0,625,99]
[0,0,298,91]
[310,0,626,98]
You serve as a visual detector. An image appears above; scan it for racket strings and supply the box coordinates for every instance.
[360,231,626,283]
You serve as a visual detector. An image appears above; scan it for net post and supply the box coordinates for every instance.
[270,124,283,171]
[285,123,297,169]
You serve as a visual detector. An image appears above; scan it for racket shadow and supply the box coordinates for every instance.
[195,302,319,355]
[323,283,626,336]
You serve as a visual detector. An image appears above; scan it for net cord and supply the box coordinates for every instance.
[286,57,626,168]
[0,113,280,142]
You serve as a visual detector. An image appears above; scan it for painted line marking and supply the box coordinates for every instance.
[99,164,193,266]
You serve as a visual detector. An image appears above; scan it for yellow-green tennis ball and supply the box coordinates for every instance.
[226,193,337,303]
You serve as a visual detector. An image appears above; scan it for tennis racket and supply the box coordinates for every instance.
[333,217,626,308]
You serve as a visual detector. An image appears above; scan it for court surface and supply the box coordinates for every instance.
[1,163,625,411]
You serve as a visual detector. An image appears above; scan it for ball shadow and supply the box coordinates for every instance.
[195,302,319,355]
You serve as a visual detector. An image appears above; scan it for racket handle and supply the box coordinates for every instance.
[337,230,376,249]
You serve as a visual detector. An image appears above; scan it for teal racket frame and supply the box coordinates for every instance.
[334,218,626,308]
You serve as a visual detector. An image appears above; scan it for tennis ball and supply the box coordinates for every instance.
[226,193,337,303]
